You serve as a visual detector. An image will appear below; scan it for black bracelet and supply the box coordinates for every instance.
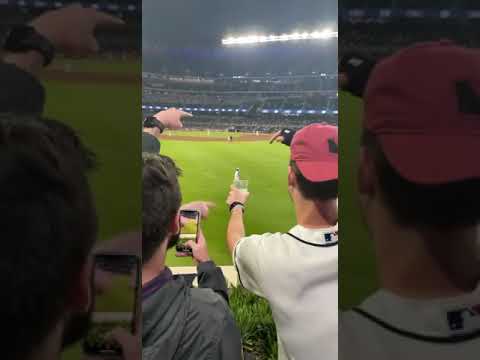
[143,116,166,133]
[229,201,245,213]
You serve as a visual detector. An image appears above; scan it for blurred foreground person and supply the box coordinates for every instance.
[340,42,480,360]
[0,117,137,360]
[1,4,123,115]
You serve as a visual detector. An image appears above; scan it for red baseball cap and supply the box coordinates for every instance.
[364,41,480,184]
[290,123,338,182]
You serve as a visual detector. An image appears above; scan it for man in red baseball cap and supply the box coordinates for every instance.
[225,123,339,360]
[341,42,480,360]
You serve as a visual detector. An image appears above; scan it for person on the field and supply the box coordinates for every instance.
[225,123,338,360]
[340,42,480,360]
[142,108,192,153]
[142,154,243,360]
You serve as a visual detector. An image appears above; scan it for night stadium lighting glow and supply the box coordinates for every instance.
[222,28,337,45]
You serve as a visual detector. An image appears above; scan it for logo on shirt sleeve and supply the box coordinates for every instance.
[447,305,480,331]
[324,231,338,243]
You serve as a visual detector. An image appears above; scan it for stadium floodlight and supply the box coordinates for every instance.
[222,28,337,45]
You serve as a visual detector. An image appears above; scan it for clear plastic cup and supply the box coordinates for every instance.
[234,179,249,192]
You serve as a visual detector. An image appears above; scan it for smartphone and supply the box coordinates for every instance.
[83,253,140,357]
[176,209,200,254]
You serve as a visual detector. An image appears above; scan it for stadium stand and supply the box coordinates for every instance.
[142,69,338,132]
[142,73,338,132]
[340,2,480,58]
[143,32,337,132]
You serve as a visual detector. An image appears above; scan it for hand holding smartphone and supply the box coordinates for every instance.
[176,209,201,255]
[83,253,140,358]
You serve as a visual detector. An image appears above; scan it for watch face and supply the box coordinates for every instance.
[3,25,36,52]
[3,25,55,66]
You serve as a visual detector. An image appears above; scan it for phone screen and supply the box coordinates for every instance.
[83,254,140,356]
[179,209,200,245]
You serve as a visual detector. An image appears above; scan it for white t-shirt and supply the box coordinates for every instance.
[234,225,338,360]
[340,284,480,360]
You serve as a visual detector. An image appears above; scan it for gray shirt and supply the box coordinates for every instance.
[142,261,243,360]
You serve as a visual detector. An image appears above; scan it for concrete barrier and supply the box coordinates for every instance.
[171,265,239,287]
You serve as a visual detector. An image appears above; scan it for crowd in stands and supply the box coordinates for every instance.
[341,20,480,59]
[142,107,337,132]
[142,72,338,132]
[143,73,337,92]
[145,114,331,133]
[340,1,480,59]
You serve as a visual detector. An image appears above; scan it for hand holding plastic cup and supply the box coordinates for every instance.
[233,167,248,192]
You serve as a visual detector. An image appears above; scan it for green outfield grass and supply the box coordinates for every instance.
[160,140,296,266]
[44,79,141,242]
[339,91,378,310]
[43,63,140,359]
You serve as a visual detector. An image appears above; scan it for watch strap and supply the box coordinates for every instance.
[144,116,166,133]
[229,201,245,213]
[3,25,55,67]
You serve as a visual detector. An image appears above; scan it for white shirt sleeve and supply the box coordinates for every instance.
[233,234,268,297]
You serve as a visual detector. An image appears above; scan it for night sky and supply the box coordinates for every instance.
[143,0,336,47]
[143,0,337,74]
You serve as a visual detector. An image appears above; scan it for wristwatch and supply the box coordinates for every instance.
[2,25,55,67]
[143,116,166,133]
[229,201,245,213]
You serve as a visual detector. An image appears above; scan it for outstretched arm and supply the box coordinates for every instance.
[226,186,250,254]
[227,206,246,254]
